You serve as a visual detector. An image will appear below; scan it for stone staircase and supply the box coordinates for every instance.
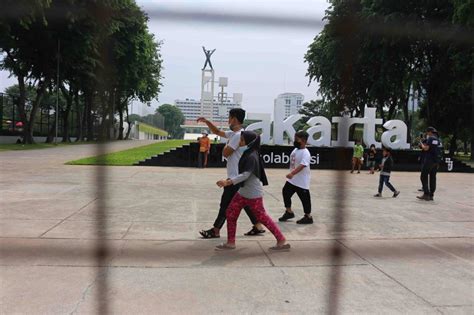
[136,143,474,173]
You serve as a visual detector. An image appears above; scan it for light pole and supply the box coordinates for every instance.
[218,77,228,130]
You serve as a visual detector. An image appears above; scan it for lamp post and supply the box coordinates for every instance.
[218,77,228,130]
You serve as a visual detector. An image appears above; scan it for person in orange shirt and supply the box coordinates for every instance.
[198,132,211,168]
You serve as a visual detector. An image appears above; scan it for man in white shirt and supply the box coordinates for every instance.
[197,108,265,238]
[279,131,314,224]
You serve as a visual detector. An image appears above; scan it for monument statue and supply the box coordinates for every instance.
[202,46,216,70]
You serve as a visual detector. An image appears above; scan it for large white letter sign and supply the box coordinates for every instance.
[273,114,303,145]
[362,107,382,148]
[331,116,365,147]
[246,120,272,144]
[381,120,410,149]
[306,116,331,147]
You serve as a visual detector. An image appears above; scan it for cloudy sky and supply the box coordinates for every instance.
[0,0,330,114]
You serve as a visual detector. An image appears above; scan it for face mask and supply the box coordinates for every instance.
[293,141,302,149]
[238,146,248,154]
[229,124,235,131]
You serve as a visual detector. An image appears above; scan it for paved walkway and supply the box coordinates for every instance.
[0,143,473,314]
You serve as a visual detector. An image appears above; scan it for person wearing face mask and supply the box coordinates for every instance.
[215,131,290,251]
[196,109,265,239]
[279,131,314,224]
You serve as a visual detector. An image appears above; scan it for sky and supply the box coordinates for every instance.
[0,0,330,115]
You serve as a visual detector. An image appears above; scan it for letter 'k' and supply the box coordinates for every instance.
[273,114,303,145]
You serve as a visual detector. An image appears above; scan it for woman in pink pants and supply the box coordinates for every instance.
[215,131,290,251]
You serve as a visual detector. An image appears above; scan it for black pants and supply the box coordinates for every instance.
[213,184,258,229]
[197,152,207,168]
[378,175,396,193]
[282,182,312,215]
[421,162,438,197]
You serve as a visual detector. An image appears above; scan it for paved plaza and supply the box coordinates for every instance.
[0,142,473,314]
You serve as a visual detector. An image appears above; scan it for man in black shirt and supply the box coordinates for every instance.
[417,127,440,201]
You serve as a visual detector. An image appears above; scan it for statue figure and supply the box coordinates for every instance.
[202,46,216,70]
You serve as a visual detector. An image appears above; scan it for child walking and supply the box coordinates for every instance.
[215,131,290,251]
[374,147,400,198]
[279,131,313,224]
[366,144,377,174]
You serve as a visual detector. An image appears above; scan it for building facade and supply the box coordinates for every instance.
[175,98,242,123]
[274,93,304,119]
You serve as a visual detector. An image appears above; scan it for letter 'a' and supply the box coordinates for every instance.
[381,120,410,149]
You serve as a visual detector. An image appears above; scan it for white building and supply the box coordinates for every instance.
[274,93,304,119]
[128,101,155,116]
[175,97,242,122]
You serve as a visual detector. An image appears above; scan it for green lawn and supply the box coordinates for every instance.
[0,142,93,152]
[66,140,192,166]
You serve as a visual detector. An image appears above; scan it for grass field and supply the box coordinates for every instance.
[0,142,93,152]
[66,140,191,166]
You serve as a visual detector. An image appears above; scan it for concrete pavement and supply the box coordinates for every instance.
[0,143,473,314]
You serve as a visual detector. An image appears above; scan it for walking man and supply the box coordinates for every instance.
[417,127,440,201]
[197,109,265,238]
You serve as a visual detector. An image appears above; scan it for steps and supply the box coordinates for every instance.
[136,143,474,173]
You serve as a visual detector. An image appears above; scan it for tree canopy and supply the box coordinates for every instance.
[156,104,185,139]
[304,0,473,155]
[0,0,163,143]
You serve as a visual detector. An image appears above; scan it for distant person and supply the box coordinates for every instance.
[366,144,377,174]
[374,147,400,198]
[279,131,314,224]
[198,132,210,168]
[417,127,440,201]
[351,139,364,174]
[215,131,290,251]
[417,133,427,192]
[197,109,265,238]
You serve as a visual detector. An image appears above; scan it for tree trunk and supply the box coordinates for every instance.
[118,105,124,140]
[124,104,132,140]
[75,91,83,142]
[46,115,57,143]
[16,74,31,144]
[403,86,411,144]
[449,134,457,157]
[25,80,48,144]
[376,99,386,123]
[85,91,94,141]
[61,86,73,143]
[471,138,474,161]
[471,78,474,160]
[387,98,397,121]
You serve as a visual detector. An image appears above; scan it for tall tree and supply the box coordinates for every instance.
[305,0,472,152]
[157,104,185,139]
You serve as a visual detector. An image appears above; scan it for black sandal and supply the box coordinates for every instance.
[199,228,220,239]
[244,227,266,236]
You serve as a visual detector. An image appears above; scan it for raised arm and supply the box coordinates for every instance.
[197,117,225,137]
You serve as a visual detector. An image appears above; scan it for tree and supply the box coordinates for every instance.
[157,104,185,139]
[299,99,339,120]
[1,0,163,143]
[305,0,472,152]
